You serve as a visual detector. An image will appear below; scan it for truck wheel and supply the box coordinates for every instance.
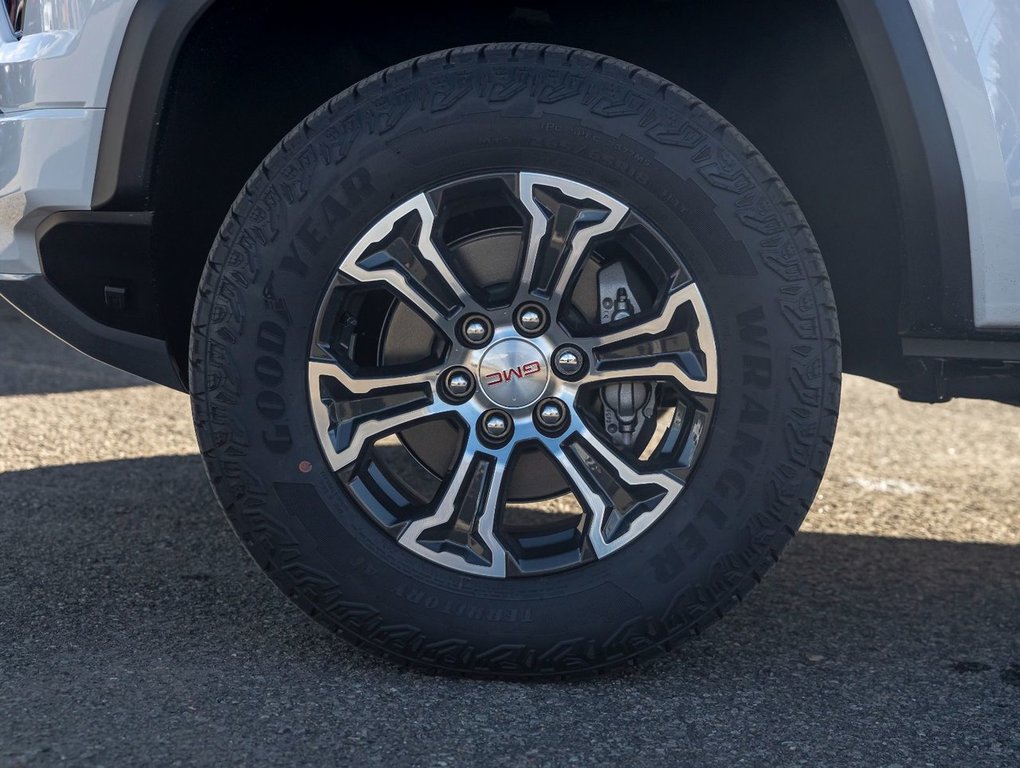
[190,44,840,678]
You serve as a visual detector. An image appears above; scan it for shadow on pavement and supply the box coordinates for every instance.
[1,454,1017,765]
[0,299,147,396]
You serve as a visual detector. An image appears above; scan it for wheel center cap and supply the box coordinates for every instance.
[477,338,549,408]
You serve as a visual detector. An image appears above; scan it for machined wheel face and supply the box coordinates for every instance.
[308,172,717,577]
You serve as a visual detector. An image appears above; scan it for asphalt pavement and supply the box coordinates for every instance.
[1,299,1017,767]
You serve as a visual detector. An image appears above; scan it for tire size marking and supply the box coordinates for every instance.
[394,583,534,624]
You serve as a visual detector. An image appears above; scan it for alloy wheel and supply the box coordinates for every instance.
[308,172,718,578]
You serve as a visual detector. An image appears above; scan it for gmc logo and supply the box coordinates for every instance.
[485,361,542,386]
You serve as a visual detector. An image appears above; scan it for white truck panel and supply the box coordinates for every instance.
[910,0,1020,328]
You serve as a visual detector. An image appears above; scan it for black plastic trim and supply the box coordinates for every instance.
[37,210,162,337]
[898,358,1020,405]
[902,337,1020,362]
[0,275,185,390]
[92,0,214,210]
[836,0,974,334]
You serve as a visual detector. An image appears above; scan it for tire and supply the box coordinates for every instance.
[190,43,840,678]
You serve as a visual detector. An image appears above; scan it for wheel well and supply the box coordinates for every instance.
[144,0,906,385]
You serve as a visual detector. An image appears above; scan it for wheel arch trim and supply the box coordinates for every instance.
[835,0,977,334]
[903,0,1020,330]
[94,0,1005,336]
[91,0,215,210]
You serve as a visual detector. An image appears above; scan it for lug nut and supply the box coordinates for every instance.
[552,345,586,379]
[460,315,493,347]
[539,401,564,426]
[441,367,475,402]
[535,397,568,432]
[513,303,548,336]
[520,309,542,329]
[447,372,471,395]
[480,410,513,442]
[464,320,489,343]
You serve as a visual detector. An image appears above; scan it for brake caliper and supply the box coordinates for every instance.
[598,262,655,450]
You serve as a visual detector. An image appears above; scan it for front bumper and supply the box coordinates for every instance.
[0,107,103,275]
[1,0,137,271]
[0,1,180,389]
[0,106,182,390]
[0,273,182,388]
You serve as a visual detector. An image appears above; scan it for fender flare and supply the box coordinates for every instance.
[91,0,214,209]
[92,0,975,335]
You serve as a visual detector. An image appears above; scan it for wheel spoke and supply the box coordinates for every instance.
[589,282,702,347]
[552,425,683,557]
[334,403,440,472]
[399,444,509,577]
[518,173,628,312]
[338,194,473,331]
[584,358,716,396]
[584,282,717,395]
[309,357,448,471]
[308,357,441,396]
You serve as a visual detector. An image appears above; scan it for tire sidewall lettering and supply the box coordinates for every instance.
[651,303,773,583]
[249,168,376,456]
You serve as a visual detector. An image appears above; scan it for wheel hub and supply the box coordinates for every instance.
[477,337,550,408]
